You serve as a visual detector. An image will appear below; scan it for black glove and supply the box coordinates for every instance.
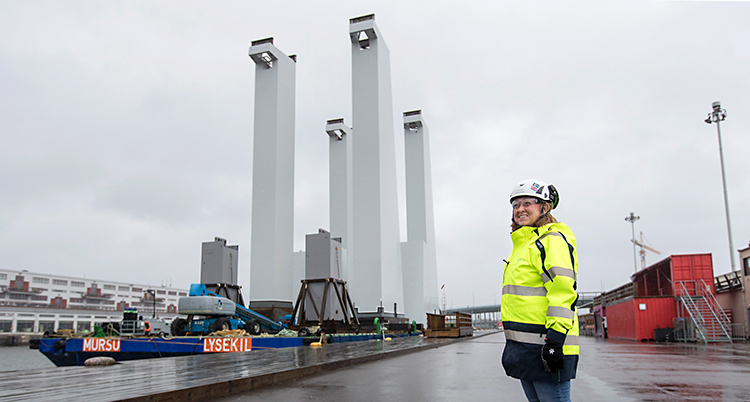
[541,342,565,372]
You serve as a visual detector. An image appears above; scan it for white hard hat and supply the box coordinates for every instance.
[509,179,559,209]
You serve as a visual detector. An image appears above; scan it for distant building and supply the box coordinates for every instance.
[591,253,744,343]
[0,269,187,333]
[714,243,750,339]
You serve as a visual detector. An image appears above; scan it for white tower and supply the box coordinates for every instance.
[348,14,404,312]
[248,38,296,301]
[326,118,353,284]
[401,110,440,322]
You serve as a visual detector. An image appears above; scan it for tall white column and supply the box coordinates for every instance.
[349,14,404,312]
[402,110,439,323]
[326,119,353,284]
[248,38,296,301]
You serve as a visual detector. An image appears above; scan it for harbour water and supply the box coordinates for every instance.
[0,346,56,372]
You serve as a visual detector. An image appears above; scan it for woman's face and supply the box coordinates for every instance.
[512,197,544,227]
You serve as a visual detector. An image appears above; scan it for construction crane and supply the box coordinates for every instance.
[631,232,660,269]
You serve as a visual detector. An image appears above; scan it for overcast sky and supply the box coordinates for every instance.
[1,1,749,310]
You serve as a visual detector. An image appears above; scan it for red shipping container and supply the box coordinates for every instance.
[671,254,715,296]
[607,297,677,341]
[606,299,636,340]
[633,254,715,298]
[606,254,715,341]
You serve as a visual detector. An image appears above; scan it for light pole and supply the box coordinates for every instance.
[705,101,745,339]
[625,212,640,273]
[146,289,157,319]
[705,101,736,273]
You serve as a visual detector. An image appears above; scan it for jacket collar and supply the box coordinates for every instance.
[511,223,556,245]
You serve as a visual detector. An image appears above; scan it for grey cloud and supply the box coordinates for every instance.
[94,178,200,224]
[1,1,749,307]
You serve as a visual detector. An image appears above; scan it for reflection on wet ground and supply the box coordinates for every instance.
[0,334,452,402]
[576,337,750,401]
[215,333,750,402]
[4,332,750,401]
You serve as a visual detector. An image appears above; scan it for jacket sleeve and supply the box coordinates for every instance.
[537,232,578,344]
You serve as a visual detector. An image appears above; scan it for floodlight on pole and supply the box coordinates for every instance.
[705,101,737,273]
[624,212,640,273]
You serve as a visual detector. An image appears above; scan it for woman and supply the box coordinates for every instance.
[501,179,579,402]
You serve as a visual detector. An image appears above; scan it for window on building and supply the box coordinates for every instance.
[71,281,85,287]
[9,294,28,300]
[0,273,7,280]
[52,279,68,286]
[32,277,50,284]
[157,290,166,295]
[69,298,84,303]
[38,321,55,333]
[58,321,74,330]
[178,292,187,296]
[168,291,177,296]
[31,295,47,301]
[31,287,47,292]
[53,289,66,293]
[744,257,750,277]
[118,286,130,291]
[76,322,91,332]
[0,321,12,332]
[132,287,142,292]
[16,321,35,332]
[103,285,116,290]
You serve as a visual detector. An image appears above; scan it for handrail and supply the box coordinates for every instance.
[675,280,734,343]
[699,279,733,342]
[699,279,731,324]
[675,280,697,297]
[676,281,707,343]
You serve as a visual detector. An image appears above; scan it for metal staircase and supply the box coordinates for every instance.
[675,280,732,343]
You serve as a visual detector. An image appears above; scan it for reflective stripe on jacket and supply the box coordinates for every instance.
[501,221,579,382]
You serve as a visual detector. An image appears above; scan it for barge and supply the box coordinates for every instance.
[35,335,303,366]
[34,332,419,366]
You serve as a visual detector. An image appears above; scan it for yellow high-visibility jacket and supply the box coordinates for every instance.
[501,221,579,382]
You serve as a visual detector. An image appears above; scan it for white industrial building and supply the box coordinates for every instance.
[247,14,439,323]
[401,110,440,322]
[347,14,406,315]
[0,268,187,333]
[325,118,354,286]
[248,37,298,303]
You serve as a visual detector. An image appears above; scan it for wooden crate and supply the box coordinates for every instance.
[424,312,473,338]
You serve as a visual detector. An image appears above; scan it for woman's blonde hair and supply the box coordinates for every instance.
[511,200,557,232]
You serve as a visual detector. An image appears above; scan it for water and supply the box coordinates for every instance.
[0,346,57,371]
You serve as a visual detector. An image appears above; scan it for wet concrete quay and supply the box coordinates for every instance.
[215,332,750,402]
[0,334,464,402]
[3,331,750,401]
